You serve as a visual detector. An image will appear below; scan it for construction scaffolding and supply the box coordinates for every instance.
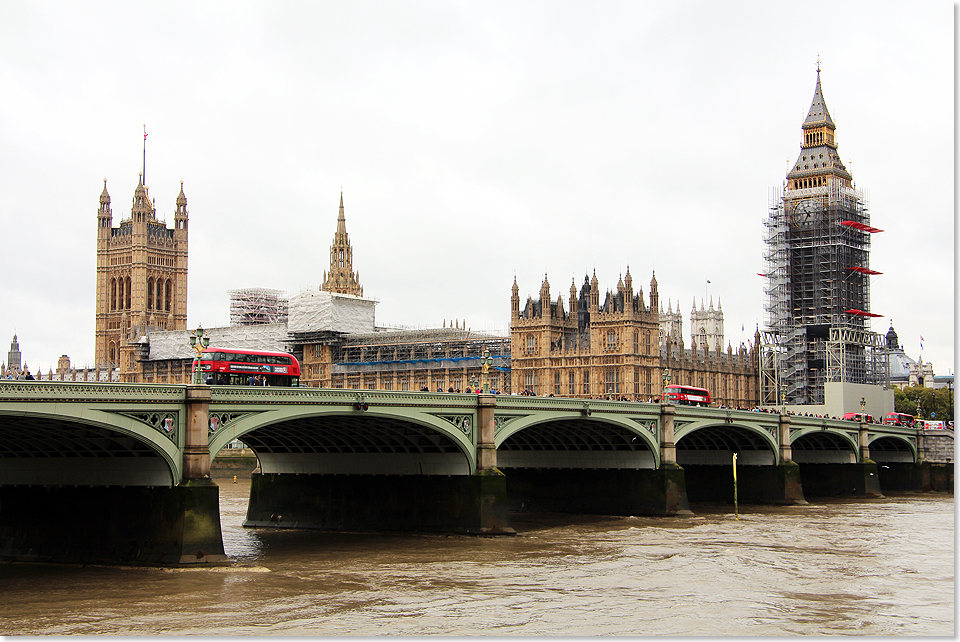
[334,327,509,368]
[228,288,289,326]
[761,181,888,405]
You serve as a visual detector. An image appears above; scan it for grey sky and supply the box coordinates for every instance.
[0,0,953,377]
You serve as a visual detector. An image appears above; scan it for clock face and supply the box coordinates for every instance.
[791,200,820,228]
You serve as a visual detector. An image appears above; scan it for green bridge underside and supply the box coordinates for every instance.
[0,382,918,487]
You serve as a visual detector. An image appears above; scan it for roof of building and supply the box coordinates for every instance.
[342,326,508,347]
[143,323,291,361]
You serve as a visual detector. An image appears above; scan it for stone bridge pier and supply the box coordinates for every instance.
[243,392,515,535]
[796,422,883,499]
[0,385,226,566]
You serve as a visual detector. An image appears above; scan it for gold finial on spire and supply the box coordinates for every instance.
[816,53,821,75]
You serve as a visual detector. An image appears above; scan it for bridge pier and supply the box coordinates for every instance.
[0,385,227,566]
[0,481,226,565]
[244,472,513,534]
[877,461,954,493]
[243,393,514,535]
[503,466,692,516]
[775,415,807,504]
[796,461,883,498]
[501,404,692,517]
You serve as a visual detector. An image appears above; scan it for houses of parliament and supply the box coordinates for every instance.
[22,94,814,406]
[72,163,759,406]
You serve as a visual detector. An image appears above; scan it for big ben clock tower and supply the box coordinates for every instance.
[761,64,886,409]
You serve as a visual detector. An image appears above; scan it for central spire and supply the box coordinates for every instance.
[321,192,364,297]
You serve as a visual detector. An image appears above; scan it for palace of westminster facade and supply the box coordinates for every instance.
[72,172,759,406]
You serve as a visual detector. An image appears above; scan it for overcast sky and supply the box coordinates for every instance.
[0,1,954,378]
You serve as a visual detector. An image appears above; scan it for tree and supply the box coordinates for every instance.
[894,385,954,422]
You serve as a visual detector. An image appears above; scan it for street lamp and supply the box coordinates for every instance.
[189,325,210,384]
[480,349,493,394]
[662,368,671,403]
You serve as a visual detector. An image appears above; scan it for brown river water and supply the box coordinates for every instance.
[0,481,953,636]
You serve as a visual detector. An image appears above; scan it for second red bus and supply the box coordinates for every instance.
[664,384,711,406]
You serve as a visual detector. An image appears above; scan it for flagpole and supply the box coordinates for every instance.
[142,124,147,185]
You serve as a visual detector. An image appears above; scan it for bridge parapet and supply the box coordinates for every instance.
[0,380,185,402]
[209,386,482,410]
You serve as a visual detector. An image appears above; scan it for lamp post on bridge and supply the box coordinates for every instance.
[480,349,493,394]
[662,368,671,403]
[189,325,210,385]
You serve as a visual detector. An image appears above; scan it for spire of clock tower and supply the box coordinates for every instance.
[786,64,852,192]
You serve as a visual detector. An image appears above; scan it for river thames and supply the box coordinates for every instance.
[0,482,952,636]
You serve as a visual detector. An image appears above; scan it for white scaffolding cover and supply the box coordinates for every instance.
[287,290,377,334]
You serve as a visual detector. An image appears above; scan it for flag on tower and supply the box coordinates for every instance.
[920,335,924,350]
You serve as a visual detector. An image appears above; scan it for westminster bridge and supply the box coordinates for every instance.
[0,381,945,566]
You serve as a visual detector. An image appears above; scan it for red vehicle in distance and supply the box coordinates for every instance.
[195,348,301,387]
[883,412,916,428]
[664,384,711,407]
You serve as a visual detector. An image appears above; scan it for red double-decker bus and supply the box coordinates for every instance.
[883,412,916,428]
[195,348,301,386]
[664,384,711,406]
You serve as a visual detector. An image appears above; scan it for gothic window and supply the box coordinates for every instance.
[605,368,619,394]
[634,331,639,353]
[147,278,154,310]
[606,330,617,350]
[554,371,561,396]
[124,277,131,309]
[165,280,172,312]
[526,334,535,350]
[110,278,117,311]
[568,371,575,395]
[524,372,538,394]
[582,370,590,395]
